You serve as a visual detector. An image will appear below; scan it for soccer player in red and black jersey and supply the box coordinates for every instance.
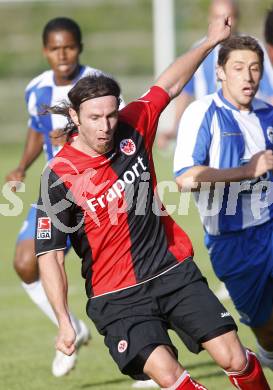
[35,15,270,390]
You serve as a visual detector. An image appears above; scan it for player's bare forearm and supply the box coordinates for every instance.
[155,15,231,99]
[6,128,43,186]
[38,250,70,323]
[38,250,76,355]
[176,151,273,192]
[18,127,44,171]
[176,165,250,192]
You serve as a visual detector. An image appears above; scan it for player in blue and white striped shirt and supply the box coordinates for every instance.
[157,0,273,150]
[174,35,273,373]
[5,17,104,378]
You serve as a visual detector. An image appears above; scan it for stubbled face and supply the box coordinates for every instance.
[70,95,119,156]
[218,49,262,110]
[43,30,81,85]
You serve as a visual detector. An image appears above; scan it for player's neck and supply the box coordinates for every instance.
[54,64,82,86]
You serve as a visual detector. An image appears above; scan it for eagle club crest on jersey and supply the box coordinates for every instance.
[267,126,273,144]
[120,139,136,156]
[118,340,128,353]
[37,217,51,239]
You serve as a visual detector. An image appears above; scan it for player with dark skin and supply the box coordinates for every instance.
[5,18,94,377]
[6,26,82,285]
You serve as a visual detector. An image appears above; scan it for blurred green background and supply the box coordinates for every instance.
[1,1,273,389]
[0,0,273,143]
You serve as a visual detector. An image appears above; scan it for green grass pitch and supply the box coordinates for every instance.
[0,143,272,389]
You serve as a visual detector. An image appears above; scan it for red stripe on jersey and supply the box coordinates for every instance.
[119,86,170,152]
[162,215,194,261]
[148,154,193,262]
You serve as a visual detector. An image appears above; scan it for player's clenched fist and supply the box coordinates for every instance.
[245,150,273,179]
[5,167,25,192]
[207,15,232,46]
[56,323,76,356]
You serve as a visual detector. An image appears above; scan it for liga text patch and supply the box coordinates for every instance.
[37,217,51,239]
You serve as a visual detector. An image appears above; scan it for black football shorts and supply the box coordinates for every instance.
[86,258,237,380]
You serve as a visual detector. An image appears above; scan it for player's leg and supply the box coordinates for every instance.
[252,302,273,370]
[143,345,208,389]
[207,223,273,373]
[203,331,270,389]
[87,290,208,390]
[14,205,90,376]
[15,206,60,324]
[165,260,270,389]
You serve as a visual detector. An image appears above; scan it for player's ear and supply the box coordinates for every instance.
[69,107,80,127]
[42,46,49,59]
[217,65,226,82]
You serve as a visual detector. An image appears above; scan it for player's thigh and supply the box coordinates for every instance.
[252,301,273,349]
[168,273,237,354]
[207,226,273,328]
[103,317,177,380]
[14,239,38,282]
[143,345,183,387]
[16,205,37,245]
[202,330,246,371]
[14,206,38,277]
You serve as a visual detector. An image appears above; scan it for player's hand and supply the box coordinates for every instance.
[5,167,26,192]
[207,14,231,46]
[245,150,273,179]
[55,323,76,356]
[50,128,67,147]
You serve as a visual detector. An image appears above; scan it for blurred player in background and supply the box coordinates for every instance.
[5,17,105,377]
[35,16,270,390]
[174,35,273,375]
[157,0,273,150]
[264,5,273,67]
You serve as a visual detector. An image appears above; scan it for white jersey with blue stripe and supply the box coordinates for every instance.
[174,90,273,235]
[25,65,101,161]
[183,37,273,102]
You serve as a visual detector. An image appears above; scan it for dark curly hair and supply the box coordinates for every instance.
[218,35,264,73]
[42,17,82,48]
[43,74,121,139]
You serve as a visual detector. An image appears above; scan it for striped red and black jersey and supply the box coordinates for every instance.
[35,86,193,298]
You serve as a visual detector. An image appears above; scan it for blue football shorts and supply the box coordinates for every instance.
[17,204,71,252]
[205,219,273,327]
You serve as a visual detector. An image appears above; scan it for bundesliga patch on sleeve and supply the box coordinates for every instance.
[37,217,51,239]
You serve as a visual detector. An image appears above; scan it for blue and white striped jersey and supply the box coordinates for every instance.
[183,37,273,102]
[25,65,101,161]
[174,90,273,235]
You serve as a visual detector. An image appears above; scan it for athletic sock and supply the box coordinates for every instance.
[22,280,81,334]
[257,341,273,370]
[161,371,208,389]
[226,349,270,389]
[22,280,58,326]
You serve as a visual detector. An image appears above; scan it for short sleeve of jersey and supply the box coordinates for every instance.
[119,86,170,150]
[35,167,71,256]
[254,39,273,101]
[183,77,194,96]
[258,53,273,100]
[25,87,42,133]
[173,99,212,177]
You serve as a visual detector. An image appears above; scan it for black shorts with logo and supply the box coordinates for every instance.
[86,258,237,380]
